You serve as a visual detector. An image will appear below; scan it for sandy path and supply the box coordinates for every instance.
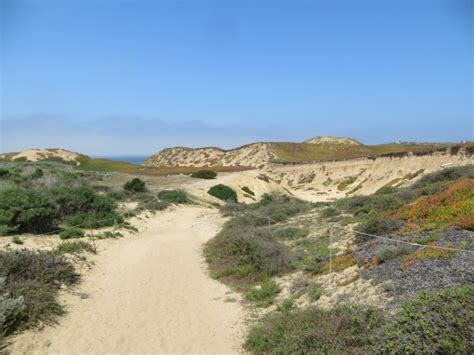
[10,207,245,354]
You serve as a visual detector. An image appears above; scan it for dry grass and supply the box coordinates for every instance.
[76,157,253,175]
[270,142,470,163]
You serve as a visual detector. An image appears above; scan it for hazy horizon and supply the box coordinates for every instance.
[1,0,473,155]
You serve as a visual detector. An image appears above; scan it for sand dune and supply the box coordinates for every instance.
[9,207,245,354]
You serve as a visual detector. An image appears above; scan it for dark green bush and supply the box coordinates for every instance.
[53,186,123,228]
[12,157,27,162]
[0,187,58,234]
[320,207,339,218]
[374,185,399,195]
[190,170,217,179]
[208,184,238,202]
[356,215,403,237]
[259,193,274,206]
[241,186,255,196]
[59,227,85,240]
[123,177,146,193]
[0,169,10,178]
[158,190,189,204]
[412,165,474,189]
[30,168,44,179]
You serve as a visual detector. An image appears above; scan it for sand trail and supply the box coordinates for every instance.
[10,207,245,354]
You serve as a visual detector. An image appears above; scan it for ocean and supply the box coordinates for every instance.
[96,156,149,165]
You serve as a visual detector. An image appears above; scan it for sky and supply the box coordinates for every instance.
[1,0,473,155]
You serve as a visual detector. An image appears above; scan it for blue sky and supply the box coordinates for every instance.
[1,0,472,155]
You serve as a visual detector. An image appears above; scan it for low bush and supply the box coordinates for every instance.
[54,241,97,255]
[0,250,78,340]
[97,231,123,239]
[123,178,146,193]
[374,185,399,195]
[371,285,474,353]
[208,184,238,202]
[320,207,339,218]
[205,220,295,283]
[30,168,44,179]
[245,284,474,354]
[356,215,403,237]
[11,236,23,245]
[59,227,85,240]
[245,304,382,354]
[307,282,323,302]
[273,227,308,240]
[245,280,280,307]
[190,170,217,179]
[158,189,189,204]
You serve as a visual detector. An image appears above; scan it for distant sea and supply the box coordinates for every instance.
[95,156,148,165]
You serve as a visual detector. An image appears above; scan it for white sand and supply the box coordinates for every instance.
[9,207,245,354]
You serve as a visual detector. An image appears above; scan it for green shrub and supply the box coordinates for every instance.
[0,250,78,286]
[307,282,323,302]
[97,231,123,239]
[123,178,146,193]
[205,221,295,282]
[190,170,217,179]
[54,186,123,228]
[356,216,403,237]
[206,194,311,284]
[246,280,280,307]
[259,193,274,205]
[412,165,474,189]
[320,207,339,218]
[374,185,399,195]
[241,186,255,196]
[0,169,10,178]
[0,186,58,234]
[158,190,189,204]
[54,241,96,255]
[1,276,26,338]
[12,157,27,162]
[11,236,23,245]
[371,286,474,354]
[273,227,308,240]
[59,227,85,240]
[0,249,78,339]
[244,304,382,354]
[30,168,44,179]
[208,184,238,202]
[277,298,294,312]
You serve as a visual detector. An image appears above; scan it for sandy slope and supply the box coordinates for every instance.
[9,207,245,354]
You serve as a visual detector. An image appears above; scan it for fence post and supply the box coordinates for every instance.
[329,224,333,287]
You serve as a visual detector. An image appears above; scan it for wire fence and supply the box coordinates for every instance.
[228,206,474,286]
[9,198,474,287]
